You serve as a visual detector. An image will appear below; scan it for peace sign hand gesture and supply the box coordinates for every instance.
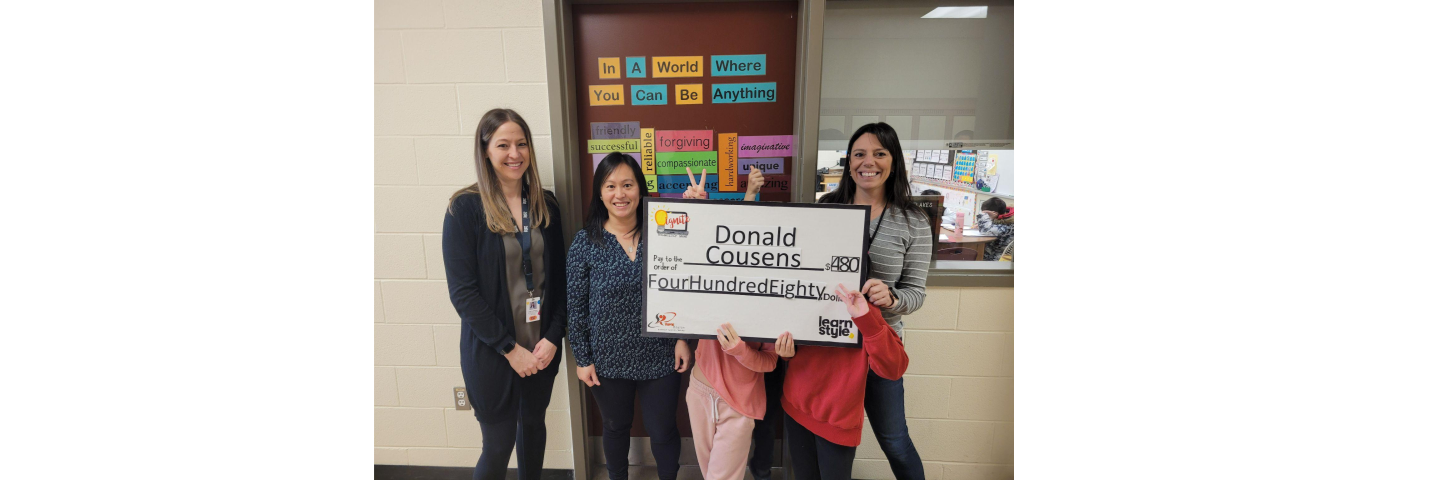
[834,283,871,319]
[682,167,708,199]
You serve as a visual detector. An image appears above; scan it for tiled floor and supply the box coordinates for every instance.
[585,436,788,480]
[374,465,572,480]
[588,465,785,480]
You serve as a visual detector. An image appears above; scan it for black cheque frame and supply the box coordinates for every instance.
[639,196,871,348]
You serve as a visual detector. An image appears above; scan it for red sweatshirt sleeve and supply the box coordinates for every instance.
[723,341,778,373]
[852,304,909,380]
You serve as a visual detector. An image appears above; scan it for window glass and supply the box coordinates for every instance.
[819,1,1013,262]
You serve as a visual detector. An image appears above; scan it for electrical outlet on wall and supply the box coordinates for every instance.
[454,387,470,410]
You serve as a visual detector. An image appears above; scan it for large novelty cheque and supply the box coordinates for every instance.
[641,198,869,347]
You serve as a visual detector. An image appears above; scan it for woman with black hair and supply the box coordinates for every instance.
[442,109,567,480]
[815,122,932,480]
[567,152,692,480]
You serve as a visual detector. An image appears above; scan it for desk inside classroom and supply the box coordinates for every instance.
[937,226,997,260]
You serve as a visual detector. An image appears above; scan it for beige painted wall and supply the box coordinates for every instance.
[375,2,1013,478]
[374,0,571,469]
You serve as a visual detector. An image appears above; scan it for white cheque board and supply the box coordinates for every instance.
[642,198,870,347]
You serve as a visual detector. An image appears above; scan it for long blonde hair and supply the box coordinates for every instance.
[448,108,551,234]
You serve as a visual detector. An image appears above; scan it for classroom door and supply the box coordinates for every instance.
[569,0,799,470]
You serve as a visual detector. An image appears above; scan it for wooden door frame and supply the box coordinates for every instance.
[540,1,825,477]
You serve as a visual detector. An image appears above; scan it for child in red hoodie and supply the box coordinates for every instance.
[777,283,910,480]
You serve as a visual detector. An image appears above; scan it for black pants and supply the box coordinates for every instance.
[590,373,683,480]
[749,358,787,478]
[785,415,857,480]
[474,370,556,480]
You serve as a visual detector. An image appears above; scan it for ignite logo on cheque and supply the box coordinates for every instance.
[653,208,689,237]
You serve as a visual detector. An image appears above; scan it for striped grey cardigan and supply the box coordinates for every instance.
[865,206,933,338]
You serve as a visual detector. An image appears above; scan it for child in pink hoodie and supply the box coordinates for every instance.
[686,323,782,480]
[681,167,778,479]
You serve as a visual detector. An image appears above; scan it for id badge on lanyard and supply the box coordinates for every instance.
[525,296,541,323]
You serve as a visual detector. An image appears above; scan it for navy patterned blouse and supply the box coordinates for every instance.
[566,229,677,381]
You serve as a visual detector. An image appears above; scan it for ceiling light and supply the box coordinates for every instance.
[922,6,988,18]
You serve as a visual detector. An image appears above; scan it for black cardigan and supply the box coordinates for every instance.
[442,190,567,422]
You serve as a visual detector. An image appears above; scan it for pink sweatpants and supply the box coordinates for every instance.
[686,374,756,480]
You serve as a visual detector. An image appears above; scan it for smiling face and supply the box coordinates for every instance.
[847,133,892,192]
[485,121,530,185]
[600,162,640,220]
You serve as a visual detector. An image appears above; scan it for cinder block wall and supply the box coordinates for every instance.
[374,2,1014,477]
[374,0,571,469]
[856,287,1014,480]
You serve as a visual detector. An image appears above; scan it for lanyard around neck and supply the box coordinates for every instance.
[510,184,535,294]
[868,203,888,242]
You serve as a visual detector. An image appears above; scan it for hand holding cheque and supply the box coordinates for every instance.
[775,332,795,358]
[860,278,894,308]
[716,323,742,350]
[717,322,789,356]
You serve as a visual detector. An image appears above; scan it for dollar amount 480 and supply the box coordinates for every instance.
[825,256,861,273]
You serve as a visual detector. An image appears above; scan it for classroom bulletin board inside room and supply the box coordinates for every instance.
[572,1,800,208]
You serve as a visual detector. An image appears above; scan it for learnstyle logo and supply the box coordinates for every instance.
[817,316,855,340]
[650,312,678,329]
[653,208,689,237]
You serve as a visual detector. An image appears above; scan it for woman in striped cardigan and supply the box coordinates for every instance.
[816,122,933,480]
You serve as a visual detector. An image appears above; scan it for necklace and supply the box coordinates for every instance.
[620,236,637,260]
[607,226,637,256]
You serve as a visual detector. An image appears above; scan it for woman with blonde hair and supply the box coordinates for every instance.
[442,108,567,480]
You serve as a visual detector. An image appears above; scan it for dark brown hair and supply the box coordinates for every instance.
[817,122,918,219]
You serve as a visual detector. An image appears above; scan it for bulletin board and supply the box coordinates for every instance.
[983,149,1015,196]
[975,150,1000,192]
[572,1,800,209]
[952,149,977,187]
[572,1,799,442]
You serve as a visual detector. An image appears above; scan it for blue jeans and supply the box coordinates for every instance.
[865,370,926,480]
